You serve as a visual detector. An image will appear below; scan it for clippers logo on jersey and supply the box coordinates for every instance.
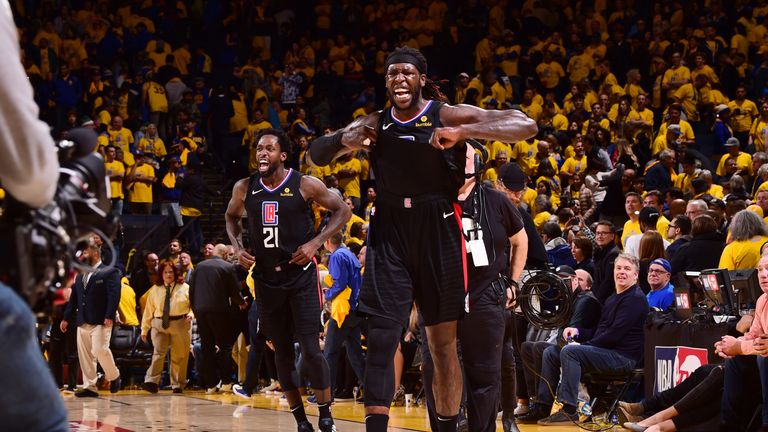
[653,346,708,395]
[262,201,279,226]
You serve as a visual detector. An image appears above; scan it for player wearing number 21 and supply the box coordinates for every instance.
[225,128,350,432]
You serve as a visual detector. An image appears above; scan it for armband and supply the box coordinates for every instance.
[308,132,344,167]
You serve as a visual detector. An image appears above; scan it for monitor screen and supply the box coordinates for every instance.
[699,268,736,312]
[729,269,761,307]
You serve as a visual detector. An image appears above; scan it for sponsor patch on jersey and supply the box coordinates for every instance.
[262,201,278,226]
[280,187,293,197]
[415,115,433,127]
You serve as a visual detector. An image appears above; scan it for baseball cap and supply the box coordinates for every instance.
[498,163,527,192]
[80,116,94,127]
[725,137,740,147]
[638,206,661,226]
[715,104,730,114]
[458,72,470,79]
[667,124,681,135]
[555,265,576,277]
[650,258,671,273]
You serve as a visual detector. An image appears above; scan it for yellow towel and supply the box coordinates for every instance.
[330,287,352,327]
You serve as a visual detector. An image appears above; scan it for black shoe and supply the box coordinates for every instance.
[502,411,521,432]
[517,404,551,424]
[142,382,159,394]
[297,421,314,432]
[333,390,354,402]
[74,388,99,398]
[109,377,122,393]
[172,387,183,394]
[318,418,336,432]
[537,409,579,426]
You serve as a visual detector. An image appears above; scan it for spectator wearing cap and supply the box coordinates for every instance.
[719,210,768,271]
[717,137,753,179]
[713,104,734,153]
[665,215,692,260]
[625,206,671,258]
[497,163,549,270]
[652,124,682,157]
[658,105,695,148]
[646,258,675,310]
[644,149,676,195]
[518,265,601,421]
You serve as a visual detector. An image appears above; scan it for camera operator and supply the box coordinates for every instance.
[0,1,67,430]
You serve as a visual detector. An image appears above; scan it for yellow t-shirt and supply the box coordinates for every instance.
[129,164,155,203]
[118,278,140,326]
[662,66,691,98]
[561,155,587,176]
[521,102,542,123]
[334,158,362,198]
[108,127,134,156]
[719,236,768,270]
[729,99,759,133]
[716,152,753,176]
[674,172,695,195]
[658,121,695,142]
[651,135,670,156]
[751,118,768,152]
[105,160,125,199]
[510,139,540,176]
[496,45,521,77]
[143,81,168,113]
[673,83,711,122]
[657,215,671,241]
[622,219,641,247]
[536,61,565,89]
[707,184,725,199]
[229,95,249,133]
[567,52,594,84]
[533,211,552,230]
[488,141,513,160]
[344,213,366,243]
[304,164,332,181]
[137,137,167,158]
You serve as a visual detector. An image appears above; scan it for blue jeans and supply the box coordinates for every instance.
[721,354,768,430]
[537,343,635,408]
[324,311,366,393]
[0,284,68,431]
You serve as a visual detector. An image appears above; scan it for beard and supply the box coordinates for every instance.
[258,164,278,178]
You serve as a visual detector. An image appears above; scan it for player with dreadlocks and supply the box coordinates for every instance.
[309,46,538,432]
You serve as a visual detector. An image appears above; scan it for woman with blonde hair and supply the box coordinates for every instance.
[140,259,193,393]
[638,231,666,293]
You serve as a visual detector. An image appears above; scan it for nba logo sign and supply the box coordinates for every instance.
[262,202,278,226]
[654,346,709,395]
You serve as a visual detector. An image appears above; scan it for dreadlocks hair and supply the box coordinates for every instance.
[385,46,448,103]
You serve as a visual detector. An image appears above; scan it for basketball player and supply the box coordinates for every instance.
[225,129,351,432]
[309,46,538,432]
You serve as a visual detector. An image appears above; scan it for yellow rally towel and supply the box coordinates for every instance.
[330,287,352,327]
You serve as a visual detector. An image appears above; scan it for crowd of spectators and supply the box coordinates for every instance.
[19,0,768,429]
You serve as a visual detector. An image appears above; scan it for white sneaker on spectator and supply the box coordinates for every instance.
[261,379,279,393]
[514,403,529,416]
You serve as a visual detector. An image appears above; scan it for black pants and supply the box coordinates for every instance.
[520,340,553,402]
[423,284,507,432]
[197,311,236,388]
[503,310,521,412]
[642,364,722,430]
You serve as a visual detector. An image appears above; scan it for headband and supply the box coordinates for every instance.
[385,52,427,74]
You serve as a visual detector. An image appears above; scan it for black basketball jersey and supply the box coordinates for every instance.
[244,168,314,284]
[373,100,466,198]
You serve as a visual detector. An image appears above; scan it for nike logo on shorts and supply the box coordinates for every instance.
[443,211,455,219]
[303,262,313,271]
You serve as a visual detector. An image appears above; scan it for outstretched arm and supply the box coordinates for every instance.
[290,176,352,265]
[432,104,538,150]
[307,112,380,166]
[225,178,253,268]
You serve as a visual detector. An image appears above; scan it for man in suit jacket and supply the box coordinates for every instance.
[189,243,245,392]
[61,237,122,397]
